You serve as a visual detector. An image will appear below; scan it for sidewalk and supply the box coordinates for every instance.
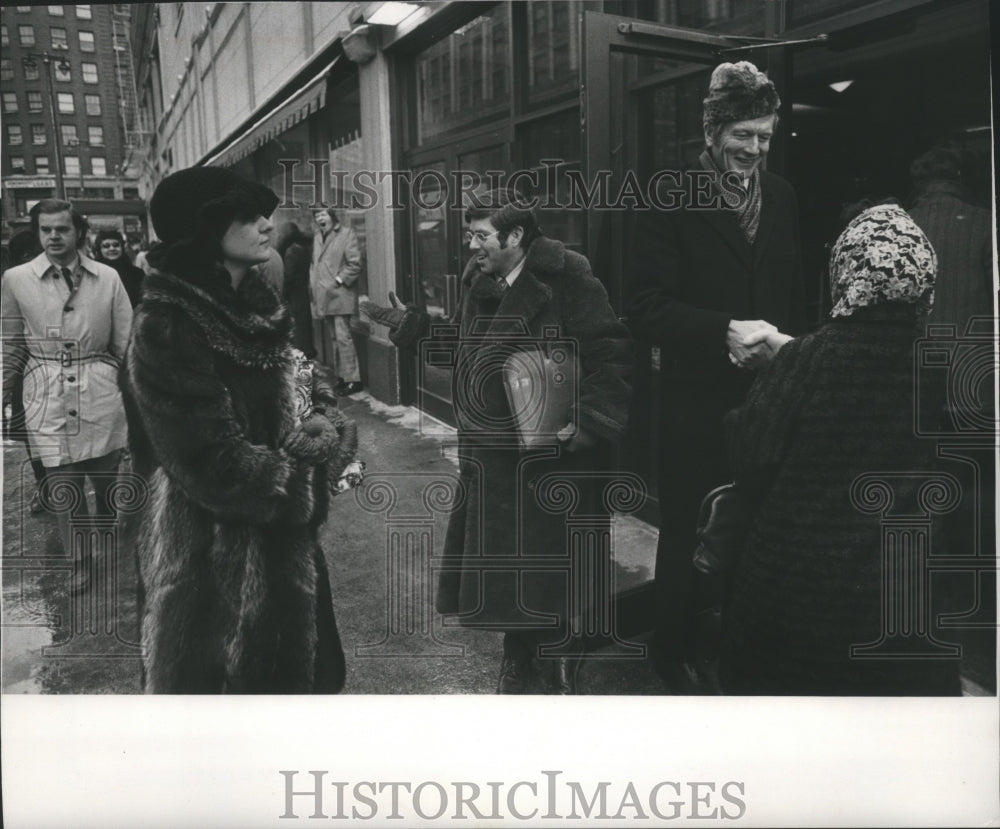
[1,394,667,695]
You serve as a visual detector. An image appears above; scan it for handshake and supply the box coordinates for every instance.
[726,319,792,370]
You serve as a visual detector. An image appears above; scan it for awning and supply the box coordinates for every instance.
[206,60,334,168]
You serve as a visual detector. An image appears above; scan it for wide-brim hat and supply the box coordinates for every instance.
[150,166,278,248]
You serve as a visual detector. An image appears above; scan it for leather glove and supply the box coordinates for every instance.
[283,413,339,464]
[360,291,407,330]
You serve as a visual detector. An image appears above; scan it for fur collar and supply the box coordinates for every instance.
[462,237,561,344]
[141,267,292,369]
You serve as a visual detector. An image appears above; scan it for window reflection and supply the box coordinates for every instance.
[632,0,765,35]
[518,109,584,251]
[527,1,587,105]
[414,162,448,317]
[415,6,511,143]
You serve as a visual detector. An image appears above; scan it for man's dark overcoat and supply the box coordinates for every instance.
[626,167,805,662]
[122,267,346,693]
[394,237,633,629]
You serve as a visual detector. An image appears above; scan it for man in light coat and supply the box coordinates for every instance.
[311,208,363,394]
[2,199,132,593]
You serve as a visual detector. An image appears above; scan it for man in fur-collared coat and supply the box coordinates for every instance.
[363,189,633,694]
[121,167,348,694]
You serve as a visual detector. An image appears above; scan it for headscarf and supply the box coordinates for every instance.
[829,203,936,319]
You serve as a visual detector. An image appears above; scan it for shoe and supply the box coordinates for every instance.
[339,381,363,396]
[28,487,44,515]
[549,656,582,694]
[546,639,585,694]
[496,654,534,694]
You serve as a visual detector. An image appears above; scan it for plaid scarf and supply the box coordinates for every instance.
[699,150,763,243]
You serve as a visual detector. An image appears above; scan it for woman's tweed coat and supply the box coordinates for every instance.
[393,237,633,628]
[122,267,345,693]
[721,308,961,695]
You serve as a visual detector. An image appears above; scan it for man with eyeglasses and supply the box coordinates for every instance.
[363,188,632,694]
[1,199,132,594]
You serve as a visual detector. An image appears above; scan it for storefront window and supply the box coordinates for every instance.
[415,5,511,144]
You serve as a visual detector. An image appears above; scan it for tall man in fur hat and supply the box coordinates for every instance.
[627,61,806,690]
[363,189,632,694]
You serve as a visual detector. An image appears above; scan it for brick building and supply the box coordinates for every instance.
[0,3,146,244]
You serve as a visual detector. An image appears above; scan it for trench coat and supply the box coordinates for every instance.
[1,252,132,467]
[392,236,633,628]
[121,265,346,693]
[311,223,361,317]
[627,167,805,661]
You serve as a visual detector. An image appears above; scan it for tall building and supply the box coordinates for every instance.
[0,3,146,244]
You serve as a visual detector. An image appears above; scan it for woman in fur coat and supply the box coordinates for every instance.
[122,167,349,693]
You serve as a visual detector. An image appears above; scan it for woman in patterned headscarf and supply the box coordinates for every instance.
[719,202,961,695]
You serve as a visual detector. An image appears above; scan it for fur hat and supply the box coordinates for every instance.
[149,166,278,247]
[703,61,781,136]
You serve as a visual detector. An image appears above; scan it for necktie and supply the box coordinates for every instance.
[60,266,75,294]
[496,276,508,293]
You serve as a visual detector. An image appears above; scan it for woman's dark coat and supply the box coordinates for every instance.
[626,167,806,662]
[281,238,315,357]
[722,309,961,695]
[97,255,145,308]
[393,236,633,627]
[121,267,345,693]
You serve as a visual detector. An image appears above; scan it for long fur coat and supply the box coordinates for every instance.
[122,265,346,693]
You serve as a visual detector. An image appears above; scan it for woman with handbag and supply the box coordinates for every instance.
[720,202,961,695]
[122,167,353,693]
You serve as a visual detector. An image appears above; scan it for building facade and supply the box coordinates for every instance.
[1,4,146,244]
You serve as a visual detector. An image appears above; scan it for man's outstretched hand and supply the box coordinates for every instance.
[360,291,407,330]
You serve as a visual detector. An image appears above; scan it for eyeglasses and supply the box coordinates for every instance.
[100,241,121,248]
[463,229,500,244]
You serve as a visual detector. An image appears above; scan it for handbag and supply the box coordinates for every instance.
[692,483,751,575]
[502,348,577,450]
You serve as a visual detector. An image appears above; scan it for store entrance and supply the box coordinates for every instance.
[785,8,993,322]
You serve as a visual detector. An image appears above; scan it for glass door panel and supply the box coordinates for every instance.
[581,11,735,522]
[411,161,453,417]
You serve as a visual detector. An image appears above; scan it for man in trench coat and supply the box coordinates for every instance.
[363,189,633,693]
[626,61,806,691]
[311,208,363,394]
